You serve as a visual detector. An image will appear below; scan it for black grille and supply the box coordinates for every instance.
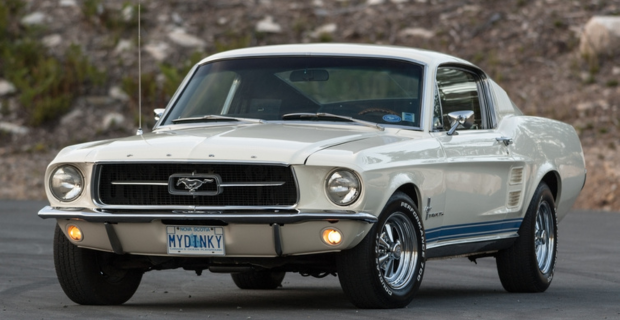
[95,163,297,206]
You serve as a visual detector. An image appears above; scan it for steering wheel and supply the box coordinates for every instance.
[358,108,399,115]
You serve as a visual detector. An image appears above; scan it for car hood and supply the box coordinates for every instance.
[54,123,410,165]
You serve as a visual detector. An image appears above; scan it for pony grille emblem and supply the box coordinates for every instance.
[177,178,214,193]
[168,173,222,196]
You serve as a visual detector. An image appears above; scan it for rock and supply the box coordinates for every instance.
[311,23,337,38]
[399,27,435,39]
[217,17,228,25]
[42,34,62,48]
[109,86,130,102]
[144,42,170,61]
[21,12,48,26]
[580,16,620,57]
[60,109,83,126]
[59,0,77,6]
[102,113,125,131]
[122,6,134,22]
[167,28,206,48]
[157,14,168,23]
[576,101,595,112]
[313,0,324,6]
[171,12,183,25]
[0,122,29,135]
[367,0,385,5]
[0,79,16,96]
[458,5,481,14]
[85,96,114,106]
[256,16,282,33]
[613,66,620,76]
[114,39,133,53]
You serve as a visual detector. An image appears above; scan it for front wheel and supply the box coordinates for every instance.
[337,192,425,309]
[496,182,558,292]
[53,225,143,305]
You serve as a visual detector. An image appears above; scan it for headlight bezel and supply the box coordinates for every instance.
[49,165,84,202]
[325,168,362,206]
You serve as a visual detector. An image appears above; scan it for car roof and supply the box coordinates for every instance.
[198,43,473,68]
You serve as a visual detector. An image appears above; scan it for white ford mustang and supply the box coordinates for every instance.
[39,44,586,308]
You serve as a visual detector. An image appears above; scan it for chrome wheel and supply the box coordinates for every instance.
[376,212,419,290]
[535,201,555,274]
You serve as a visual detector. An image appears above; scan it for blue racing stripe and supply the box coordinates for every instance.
[425,218,523,242]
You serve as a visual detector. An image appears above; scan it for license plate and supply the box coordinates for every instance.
[166,226,225,255]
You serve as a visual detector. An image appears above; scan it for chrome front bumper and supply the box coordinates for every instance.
[38,206,377,224]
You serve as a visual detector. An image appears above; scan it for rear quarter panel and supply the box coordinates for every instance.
[500,115,586,222]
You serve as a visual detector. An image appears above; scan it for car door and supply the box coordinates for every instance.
[430,66,522,245]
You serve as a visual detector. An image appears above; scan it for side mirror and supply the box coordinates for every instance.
[154,108,165,122]
[446,110,474,135]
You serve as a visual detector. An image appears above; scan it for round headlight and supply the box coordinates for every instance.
[50,165,84,202]
[325,169,361,206]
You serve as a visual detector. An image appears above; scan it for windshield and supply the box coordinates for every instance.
[162,57,423,128]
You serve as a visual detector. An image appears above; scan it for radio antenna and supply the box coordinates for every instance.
[136,0,143,135]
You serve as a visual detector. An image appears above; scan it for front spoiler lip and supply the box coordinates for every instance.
[38,206,378,224]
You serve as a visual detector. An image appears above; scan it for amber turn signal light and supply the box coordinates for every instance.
[322,228,342,245]
[67,225,83,241]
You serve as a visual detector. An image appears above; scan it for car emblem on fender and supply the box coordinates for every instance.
[168,173,222,196]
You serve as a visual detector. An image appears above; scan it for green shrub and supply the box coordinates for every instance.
[0,0,106,126]
[82,0,140,32]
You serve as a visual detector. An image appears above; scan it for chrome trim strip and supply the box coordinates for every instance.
[112,181,168,186]
[94,160,292,166]
[220,182,285,187]
[111,181,285,187]
[426,232,519,250]
[38,206,377,224]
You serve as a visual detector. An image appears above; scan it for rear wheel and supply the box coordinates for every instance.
[231,270,285,289]
[53,225,143,305]
[496,182,557,292]
[337,192,425,309]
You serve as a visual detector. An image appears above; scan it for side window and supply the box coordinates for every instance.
[436,67,483,130]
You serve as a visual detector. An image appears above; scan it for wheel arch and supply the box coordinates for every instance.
[540,170,561,203]
[394,183,421,211]
[523,166,562,218]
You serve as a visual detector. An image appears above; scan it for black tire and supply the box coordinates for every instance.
[231,270,285,289]
[496,182,558,292]
[336,192,425,309]
[53,225,143,305]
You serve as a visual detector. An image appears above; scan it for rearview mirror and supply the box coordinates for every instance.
[154,108,165,122]
[446,110,474,135]
[289,69,329,82]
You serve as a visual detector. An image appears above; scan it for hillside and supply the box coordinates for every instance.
[0,0,619,211]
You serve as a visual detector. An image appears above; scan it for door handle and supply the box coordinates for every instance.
[495,136,513,146]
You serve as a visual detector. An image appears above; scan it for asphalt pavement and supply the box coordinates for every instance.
[1,200,619,319]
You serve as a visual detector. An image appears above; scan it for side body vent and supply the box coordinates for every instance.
[510,167,524,185]
[507,191,521,207]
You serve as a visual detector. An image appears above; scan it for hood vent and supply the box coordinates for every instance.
[510,167,524,185]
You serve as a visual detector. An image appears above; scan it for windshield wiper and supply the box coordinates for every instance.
[282,113,384,131]
[172,115,264,124]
